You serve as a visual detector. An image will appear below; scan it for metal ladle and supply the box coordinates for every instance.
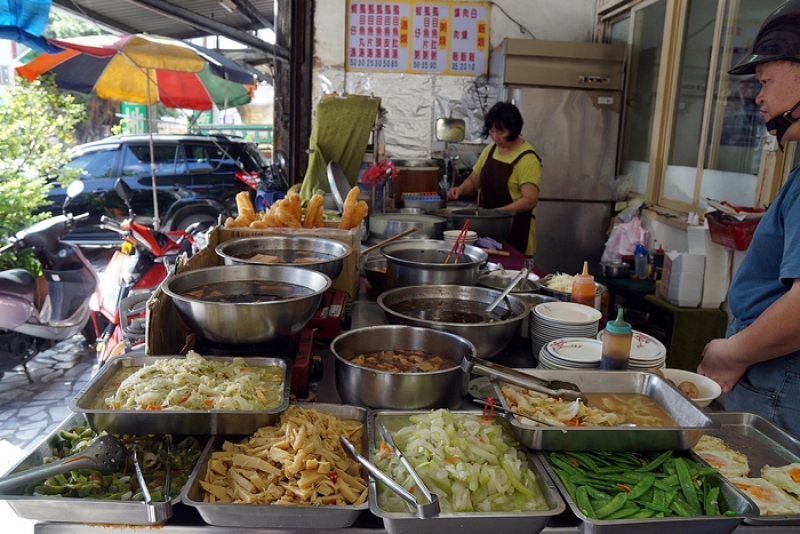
[340,436,440,519]
[484,265,531,313]
[0,435,127,492]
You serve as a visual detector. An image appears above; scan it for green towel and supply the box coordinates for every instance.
[299,94,381,201]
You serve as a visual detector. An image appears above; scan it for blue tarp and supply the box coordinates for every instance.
[0,0,63,53]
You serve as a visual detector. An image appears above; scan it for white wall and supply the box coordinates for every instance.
[313,0,596,160]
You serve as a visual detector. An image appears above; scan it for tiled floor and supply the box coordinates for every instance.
[0,335,96,533]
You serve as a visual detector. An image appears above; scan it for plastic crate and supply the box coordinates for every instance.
[705,212,760,250]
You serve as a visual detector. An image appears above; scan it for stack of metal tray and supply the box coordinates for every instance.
[69,355,291,435]
[368,410,566,534]
[538,450,757,534]
[0,413,209,525]
[695,411,800,526]
[181,403,370,528]
[489,369,718,451]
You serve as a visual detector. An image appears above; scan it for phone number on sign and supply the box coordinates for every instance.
[349,58,400,69]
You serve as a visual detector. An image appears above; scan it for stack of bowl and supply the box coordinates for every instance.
[443,229,478,245]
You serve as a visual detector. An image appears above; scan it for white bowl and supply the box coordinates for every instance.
[658,368,722,408]
[443,229,478,240]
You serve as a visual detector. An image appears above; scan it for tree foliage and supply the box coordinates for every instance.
[0,77,86,272]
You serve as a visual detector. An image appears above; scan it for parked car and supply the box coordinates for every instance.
[41,133,270,244]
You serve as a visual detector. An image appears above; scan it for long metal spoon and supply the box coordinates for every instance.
[0,435,127,492]
[484,265,530,313]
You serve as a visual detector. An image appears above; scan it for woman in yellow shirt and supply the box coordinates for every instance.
[447,102,542,255]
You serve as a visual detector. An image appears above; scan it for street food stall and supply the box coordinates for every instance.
[3,193,800,534]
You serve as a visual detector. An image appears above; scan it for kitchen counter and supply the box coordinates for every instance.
[31,278,786,533]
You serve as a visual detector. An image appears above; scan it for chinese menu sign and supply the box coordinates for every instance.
[346,1,489,75]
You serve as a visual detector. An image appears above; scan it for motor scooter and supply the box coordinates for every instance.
[88,178,192,369]
[0,181,97,381]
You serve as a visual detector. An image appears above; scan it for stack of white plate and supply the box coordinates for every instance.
[530,302,602,359]
[538,337,602,369]
[443,229,478,245]
[596,329,667,369]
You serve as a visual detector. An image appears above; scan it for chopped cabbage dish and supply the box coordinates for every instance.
[101,351,284,411]
[373,410,549,513]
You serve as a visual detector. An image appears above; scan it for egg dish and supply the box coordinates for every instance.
[728,477,800,515]
[761,463,800,498]
[692,435,751,478]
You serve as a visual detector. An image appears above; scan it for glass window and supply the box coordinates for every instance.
[121,143,187,176]
[618,0,667,195]
[64,146,119,180]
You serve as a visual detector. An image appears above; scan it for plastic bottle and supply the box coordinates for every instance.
[600,308,633,370]
[634,243,649,279]
[570,261,596,307]
[651,242,665,281]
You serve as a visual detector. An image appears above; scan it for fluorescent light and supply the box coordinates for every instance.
[219,0,236,13]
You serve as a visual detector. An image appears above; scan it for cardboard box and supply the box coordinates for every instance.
[687,225,731,309]
[658,252,705,308]
[145,223,361,355]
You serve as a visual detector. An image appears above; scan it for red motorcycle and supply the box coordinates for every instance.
[88,179,193,368]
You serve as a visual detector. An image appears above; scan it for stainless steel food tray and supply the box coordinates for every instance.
[538,451,757,534]
[69,355,291,435]
[695,411,800,526]
[368,410,566,534]
[490,369,718,451]
[181,403,369,528]
[0,412,205,525]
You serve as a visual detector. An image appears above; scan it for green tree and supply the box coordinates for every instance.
[0,77,86,273]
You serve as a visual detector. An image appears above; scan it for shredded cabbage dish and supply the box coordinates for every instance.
[373,410,548,513]
[102,351,284,411]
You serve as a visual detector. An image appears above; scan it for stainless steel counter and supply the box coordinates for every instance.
[32,282,775,533]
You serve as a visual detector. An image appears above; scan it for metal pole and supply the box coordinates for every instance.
[146,68,160,229]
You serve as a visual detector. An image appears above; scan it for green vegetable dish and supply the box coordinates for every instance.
[25,424,204,501]
[374,410,549,513]
[546,450,737,520]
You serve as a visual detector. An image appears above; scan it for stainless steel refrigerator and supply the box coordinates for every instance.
[490,39,626,277]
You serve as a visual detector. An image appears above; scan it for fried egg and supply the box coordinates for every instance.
[761,463,800,498]
[729,477,800,515]
[692,435,751,478]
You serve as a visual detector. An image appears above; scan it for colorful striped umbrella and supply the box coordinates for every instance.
[15,33,256,110]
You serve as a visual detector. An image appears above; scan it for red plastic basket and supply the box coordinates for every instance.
[705,212,760,251]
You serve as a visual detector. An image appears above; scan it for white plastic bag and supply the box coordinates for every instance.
[602,216,649,263]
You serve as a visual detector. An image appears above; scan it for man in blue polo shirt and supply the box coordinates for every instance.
[699,0,800,437]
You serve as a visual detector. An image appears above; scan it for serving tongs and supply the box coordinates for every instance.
[132,442,172,523]
[0,435,127,493]
[340,435,440,519]
[462,353,588,405]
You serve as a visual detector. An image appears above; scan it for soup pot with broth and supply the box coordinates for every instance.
[162,265,331,344]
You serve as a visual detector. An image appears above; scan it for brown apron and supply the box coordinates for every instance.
[480,144,539,254]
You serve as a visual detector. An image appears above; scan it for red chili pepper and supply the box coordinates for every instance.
[327,472,338,483]
[616,483,632,492]
[481,396,496,421]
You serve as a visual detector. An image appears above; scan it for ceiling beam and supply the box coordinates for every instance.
[121,0,289,62]
[230,0,274,32]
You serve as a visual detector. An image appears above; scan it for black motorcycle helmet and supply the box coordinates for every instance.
[729,0,800,75]
[728,0,800,148]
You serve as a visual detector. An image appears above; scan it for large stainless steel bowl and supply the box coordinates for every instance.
[381,239,488,288]
[331,325,473,409]
[162,265,331,344]
[450,208,514,243]
[369,213,447,241]
[215,236,351,280]
[377,285,528,359]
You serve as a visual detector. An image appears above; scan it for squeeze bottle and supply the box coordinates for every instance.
[570,261,596,307]
[634,244,649,279]
[651,243,665,281]
[600,308,633,370]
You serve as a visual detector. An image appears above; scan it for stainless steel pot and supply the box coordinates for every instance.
[377,285,528,359]
[450,208,514,243]
[369,213,446,241]
[331,325,473,409]
[162,265,331,344]
[215,236,351,280]
[381,239,488,288]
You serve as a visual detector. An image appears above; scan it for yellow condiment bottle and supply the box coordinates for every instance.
[570,261,596,307]
[600,308,633,370]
